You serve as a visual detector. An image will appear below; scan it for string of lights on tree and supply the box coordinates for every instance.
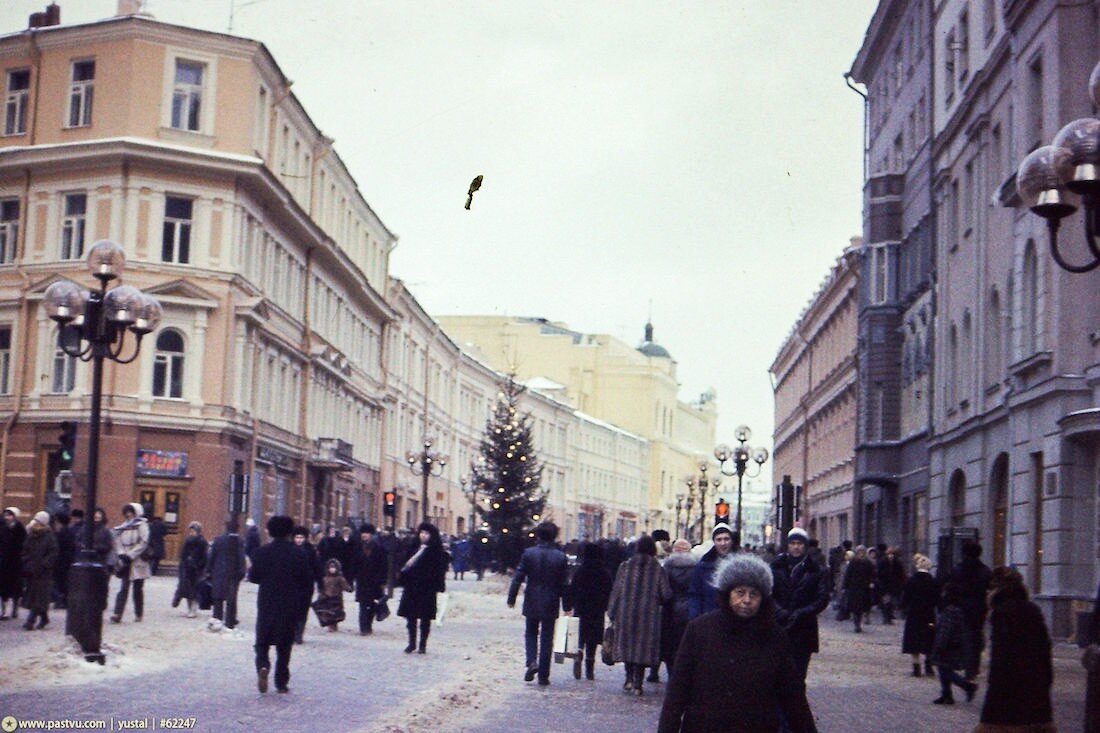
[471,378,546,543]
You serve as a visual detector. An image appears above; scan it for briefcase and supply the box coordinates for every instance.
[552,616,581,664]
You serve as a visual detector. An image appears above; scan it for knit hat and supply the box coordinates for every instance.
[3,506,20,519]
[711,553,773,599]
[712,523,734,540]
[787,527,809,543]
[32,510,50,526]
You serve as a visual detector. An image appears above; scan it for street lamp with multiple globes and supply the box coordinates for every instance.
[406,436,448,523]
[1015,60,1100,273]
[684,462,721,543]
[43,239,162,663]
[713,424,770,545]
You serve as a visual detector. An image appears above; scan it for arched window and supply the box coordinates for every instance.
[984,288,1002,386]
[947,323,958,408]
[152,329,185,398]
[51,345,76,393]
[949,469,967,527]
[961,311,972,401]
[1022,240,1039,354]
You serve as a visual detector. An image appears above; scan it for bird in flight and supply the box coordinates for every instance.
[465,174,484,210]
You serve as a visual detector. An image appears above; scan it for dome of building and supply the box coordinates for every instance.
[637,321,672,359]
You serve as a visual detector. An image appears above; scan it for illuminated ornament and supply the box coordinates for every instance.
[520,456,526,461]
[502,528,508,533]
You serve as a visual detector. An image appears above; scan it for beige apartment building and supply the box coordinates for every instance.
[771,242,860,551]
[0,7,395,555]
[437,315,717,529]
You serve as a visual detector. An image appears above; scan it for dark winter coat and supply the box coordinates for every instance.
[900,571,938,655]
[979,585,1053,726]
[661,552,696,665]
[397,543,447,620]
[687,546,728,619]
[930,602,973,670]
[53,523,76,586]
[566,557,613,646]
[20,525,58,613]
[451,538,471,573]
[771,552,831,656]
[842,556,875,614]
[875,555,905,597]
[0,519,26,599]
[146,518,167,561]
[244,525,261,561]
[658,598,817,733]
[249,537,314,646]
[175,534,208,602]
[353,540,388,603]
[508,542,569,620]
[206,533,246,601]
[74,520,113,565]
[948,556,993,633]
[607,553,672,667]
[1086,581,1100,733]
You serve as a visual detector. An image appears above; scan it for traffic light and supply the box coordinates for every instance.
[714,498,730,528]
[383,490,397,517]
[58,421,77,470]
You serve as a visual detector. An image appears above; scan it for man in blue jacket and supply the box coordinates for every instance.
[688,523,736,619]
[507,522,569,686]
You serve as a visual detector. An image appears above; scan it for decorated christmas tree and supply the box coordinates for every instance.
[472,377,545,566]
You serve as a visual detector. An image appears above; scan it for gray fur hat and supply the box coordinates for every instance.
[711,553,773,599]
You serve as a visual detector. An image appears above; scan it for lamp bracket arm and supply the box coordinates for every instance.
[1049,218,1100,273]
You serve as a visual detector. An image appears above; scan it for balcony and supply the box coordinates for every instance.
[310,437,354,470]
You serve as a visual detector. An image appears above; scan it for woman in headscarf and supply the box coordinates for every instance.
[20,511,58,630]
[173,521,207,618]
[110,502,150,623]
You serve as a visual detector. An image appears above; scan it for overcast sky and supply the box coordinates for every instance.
[2,0,879,494]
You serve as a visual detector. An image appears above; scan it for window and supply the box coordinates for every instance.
[1022,241,1040,354]
[868,245,892,304]
[171,60,204,131]
[60,193,86,260]
[0,199,18,264]
[67,60,94,127]
[0,326,10,394]
[51,346,76,393]
[944,30,956,102]
[1027,56,1044,151]
[957,11,970,83]
[152,329,185,398]
[161,196,193,263]
[985,288,1002,386]
[983,0,997,44]
[4,69,30,135]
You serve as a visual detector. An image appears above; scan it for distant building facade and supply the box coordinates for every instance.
[771,241,861,553]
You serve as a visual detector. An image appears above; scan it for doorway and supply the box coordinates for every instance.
[989,454,1009,568]
[138,488,184,560]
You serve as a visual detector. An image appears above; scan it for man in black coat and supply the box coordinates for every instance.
[771,527,832,681]
[948,540,993,678]
[206,520,246,631]
[146,516,167,576]
[875,545,906,624]
[352,523,388,635]
[507,521,569,686]
[249,515,313,694]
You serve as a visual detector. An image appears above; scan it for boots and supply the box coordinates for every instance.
[623,664,634,692]
[924,659,934,676]
[585,656,595,680]
[404,625,417,654]
[912,663,922,677]
[36,611,48,630]
[647,665,660,683]
[573,654,583,680]
[632,665,645,696]
[418,626,429,654]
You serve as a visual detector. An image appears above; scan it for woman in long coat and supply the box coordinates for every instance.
[173,522,208,617]
[20,512,58,630]
[607,534,672,696]
[659,539,696,680]
[977,566,1054,731]
[397,522,447,654]
[900,553,938,677]
[566,541,613,680]
[111,502,150,623]
[842,545,875,632]
[0,507,27,619]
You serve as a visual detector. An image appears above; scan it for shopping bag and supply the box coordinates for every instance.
[436,591,450,626]
[601,625,616,666]
[553,616,581,664]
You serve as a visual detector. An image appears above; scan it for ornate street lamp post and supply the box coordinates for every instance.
[406,436,448,523]
[684,463,720,543]
[44,240,162,663]
[1015,61,1100,272]
[713,424,769,545]
[673,494,684,540]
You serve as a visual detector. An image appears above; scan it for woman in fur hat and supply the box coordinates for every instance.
[397,522,448,653]
[976,566,1054,731]
[658,552,817,732]
[20,511,58,630]
[110,502,150,623]
[173,521,208,618]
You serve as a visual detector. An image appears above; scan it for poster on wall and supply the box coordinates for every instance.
[136,449,189,478]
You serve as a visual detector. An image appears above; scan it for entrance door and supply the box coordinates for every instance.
[138,488,184,560]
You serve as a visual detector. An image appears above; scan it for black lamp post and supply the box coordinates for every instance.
[44,240,162,663]
[684,463,720,543]
[1015,61,1100,272]
[406,436,448,523]
[673,494,684,539]
[713,425,769,545]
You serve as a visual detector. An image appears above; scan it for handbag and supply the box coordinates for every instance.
[436,591,451,626]
[114,554,132,579]
[374,597,391,623]
[601,625,616,666]
[196,577,213,611]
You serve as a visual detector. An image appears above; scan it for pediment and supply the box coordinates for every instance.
[144,279,219,303]
[235,296,272,322]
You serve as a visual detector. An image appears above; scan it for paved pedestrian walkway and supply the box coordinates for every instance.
[0,577,1089,732]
